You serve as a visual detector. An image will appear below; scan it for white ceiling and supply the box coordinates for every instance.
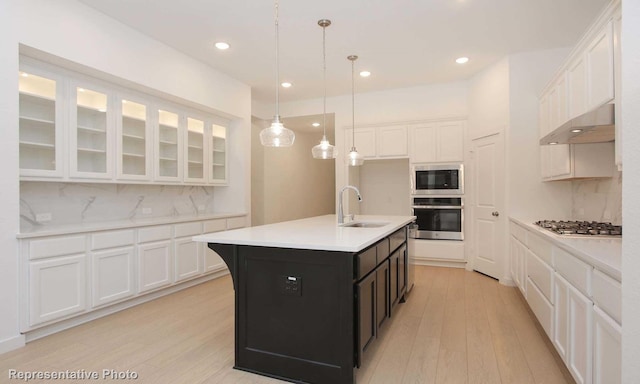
[79,0,608,104]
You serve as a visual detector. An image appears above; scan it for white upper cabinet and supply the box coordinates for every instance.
[18,58,228,186]
[117,97,152,180]
[209,124,228,184]
[18,67,64,179]
[550,73,569,129]
[586,21,614,110]
[185,117,206,183]
[377,125,408,157]
[344,127,377,159]
[568,56,588,119]
[70,84,113,179]
[409,121,464,163]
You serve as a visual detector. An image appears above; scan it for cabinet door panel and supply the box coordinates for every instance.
[554,274,570,363]
[175,237,202,282]
[587,21,614,109]
[156,109,182,182]
[355,128,377,158]
[568,56,587,119]
[209,124,227,184]
[377,126,407,157]
[30,255,86,326]
[356,272,376,367]
[390,251,399,312]
[92,247,135,307]
[185,117,206,183]
[436,121,464,162]
[138,241,172,293]
[118,98,151,180]
[375,261,389,329]
[568,281,592,384]
[593,305,621,384]
[409,124,436,163]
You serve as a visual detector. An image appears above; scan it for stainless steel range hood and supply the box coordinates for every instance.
[540,103,615,145]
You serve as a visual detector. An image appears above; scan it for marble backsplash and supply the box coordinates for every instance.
[20,182,216,231]
[571,167,622,225]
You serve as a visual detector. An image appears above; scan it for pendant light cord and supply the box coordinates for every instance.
[351,58,355,149]
[274,0,280,118]
[322,24,327,137]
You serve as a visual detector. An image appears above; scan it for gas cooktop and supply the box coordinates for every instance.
[535,220,622,236]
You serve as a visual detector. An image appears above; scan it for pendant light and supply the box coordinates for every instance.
[311,19,337,159]
[260,0,295,147]
[347,55,364,166]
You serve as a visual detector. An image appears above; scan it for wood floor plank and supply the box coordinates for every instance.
[0,267,572,384]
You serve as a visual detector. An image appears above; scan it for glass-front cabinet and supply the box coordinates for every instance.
[18,69,63,178]
[185,117,205,183]
[210,124,227,184]
[118,98,151,180]
[156,109,182,182]
[70,85,113,179]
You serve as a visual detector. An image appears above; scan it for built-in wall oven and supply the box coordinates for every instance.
[411,163,464,195]
[411,197,463,240]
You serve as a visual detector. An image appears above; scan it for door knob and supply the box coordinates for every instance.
[492,211,500,217]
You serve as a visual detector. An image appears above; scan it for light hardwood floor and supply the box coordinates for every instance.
[0,266,574,384]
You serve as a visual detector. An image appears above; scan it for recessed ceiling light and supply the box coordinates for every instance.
[281,82,292,88]
[359,71,371,77]
[571,129,583,133]
[215,42,230,50]
[312,122,320,127]
[456,57,469,64]
[549,142,558,145]
[19,72,28,77]
[78,88,85,93]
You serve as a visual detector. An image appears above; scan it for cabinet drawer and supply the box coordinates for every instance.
[357,246,378,280]
[554,247,591,296]
[91,230,135,250]
[377,238,390,261]
[592,269,621,324]
[203,219,226,233]
[389,228,406,253]
[526,277,553,339]
[29,235,86,260]
[227,216,246,230]
[174,222,202,238]
[510,222,527,245]
[528,232,552,265]
[138,225,172,243]
[527,249,554,303]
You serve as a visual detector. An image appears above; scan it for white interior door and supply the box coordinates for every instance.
[471,133,505,280]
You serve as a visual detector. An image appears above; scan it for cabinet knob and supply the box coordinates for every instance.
[492,211,500,217]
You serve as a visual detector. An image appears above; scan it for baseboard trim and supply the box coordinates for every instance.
[412,257,466,269]
[24,269,229,343]
[0,334,26,354]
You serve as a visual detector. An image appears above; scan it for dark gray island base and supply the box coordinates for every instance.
[208,226,409,384]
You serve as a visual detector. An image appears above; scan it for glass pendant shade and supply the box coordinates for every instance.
[260,0,294,147]
[261,116,295,147]
[312,19,337,159]
[348,147,365,166]
[312,135,337,159]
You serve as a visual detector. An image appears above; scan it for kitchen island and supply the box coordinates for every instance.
[193,214,415,384]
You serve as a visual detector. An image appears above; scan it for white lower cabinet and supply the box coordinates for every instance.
[29,254,87,326]
[91,247,135,308]
[592,305,621,384]
[526,276,553,339]
[138,240,173,293]
[554,274,570,363]
[174,237,202,282]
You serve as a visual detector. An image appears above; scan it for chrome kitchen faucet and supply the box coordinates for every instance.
[338,185,362,224]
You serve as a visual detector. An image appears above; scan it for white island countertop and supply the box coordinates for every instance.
[193,214,416,253]
[510,217,621,281]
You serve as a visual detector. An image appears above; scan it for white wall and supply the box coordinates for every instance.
[358,159,411,216]
[252,119,336,225]
[467,58,510,140]
[0,0,23,354]
[0,0,252,353]
[621,0,640,381]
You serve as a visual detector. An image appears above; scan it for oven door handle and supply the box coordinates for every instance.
[412,205,463,209]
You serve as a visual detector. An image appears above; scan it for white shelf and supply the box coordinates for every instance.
[212,149,225,153]
[188,160,203,165]
[159,157,177,162]
[20,141,55,149]
[19,91,55,102]
[77,147,106,154]
[123,133,145,140]
[19,116,55,126]
[123,152,145,158]
[212,163,225,167]
[122,115,145,123]
[188,145,203,150]
[159,140,177,145]
[78,104,107,113]
[77,125,106,134]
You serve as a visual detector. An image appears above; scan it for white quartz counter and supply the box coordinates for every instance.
[193,214,416,253]
[17,212,246,239]
[510,217,621,281]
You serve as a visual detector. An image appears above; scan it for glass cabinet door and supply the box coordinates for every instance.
[18,71,63,177]
[72,86,111,178]
[185,117,205,182]
[119,99,149,179]
[156,109,181,181]
[210,124,227,184]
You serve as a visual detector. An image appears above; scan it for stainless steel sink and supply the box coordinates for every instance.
[340,221,389,228]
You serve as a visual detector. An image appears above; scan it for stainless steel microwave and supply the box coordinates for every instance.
[411,163,464,195]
